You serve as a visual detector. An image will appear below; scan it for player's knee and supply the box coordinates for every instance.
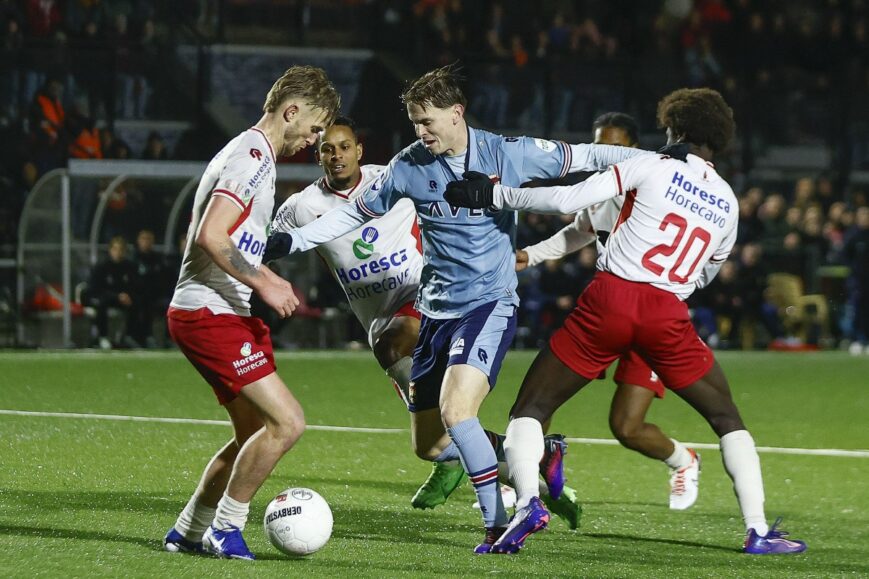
[271,408,306,450]
[707,414,745,438]
[609,414,644,449]
[412,440,442,461]
[372,332,401,368]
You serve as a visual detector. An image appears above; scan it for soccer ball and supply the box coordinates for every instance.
[263,488,333,556]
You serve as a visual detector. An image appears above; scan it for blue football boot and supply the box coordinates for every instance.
[203,524,256,560]
[743,517,807,555]
[163,527,204,554]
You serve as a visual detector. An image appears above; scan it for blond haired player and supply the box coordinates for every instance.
[162,66,340,560]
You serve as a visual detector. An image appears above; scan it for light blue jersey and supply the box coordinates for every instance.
[289,126,642,319]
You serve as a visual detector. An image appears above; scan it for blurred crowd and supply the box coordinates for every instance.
[512,176,869,353]
[4,0,869,351]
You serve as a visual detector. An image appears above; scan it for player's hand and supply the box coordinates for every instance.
[118,292,132,306]
[263,232,294,263]
[515,249,529,272]
[256,266,300,318]
[444,171,494,209]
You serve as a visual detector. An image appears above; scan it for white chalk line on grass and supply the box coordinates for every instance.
[2,408,869,458]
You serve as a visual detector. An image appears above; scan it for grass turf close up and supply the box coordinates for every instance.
[1,350,867,577]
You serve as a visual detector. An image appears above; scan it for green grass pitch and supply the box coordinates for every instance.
[1,350,868,577]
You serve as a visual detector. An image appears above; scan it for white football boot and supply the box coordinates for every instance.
[669,449,700,510]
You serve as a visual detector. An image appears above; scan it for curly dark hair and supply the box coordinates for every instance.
[656,88,734,154]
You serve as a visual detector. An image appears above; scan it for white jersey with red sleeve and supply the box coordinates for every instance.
[170,127,277,316]
[597,153,738,299]
[272,164,422,346]
[495,153,738,300]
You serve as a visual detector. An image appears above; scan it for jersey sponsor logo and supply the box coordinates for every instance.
[353,227,379,259]
[428,202,486,218]
[240,342,252,356]
[533,138,557,152]
[668,172,731,212]
[232,349,267,375]
[337,248,409,284]
[342,266,412,301]
[449,338,465,357]
[250,148,262,160]
[237,231,266,257]
[247,155,272,190]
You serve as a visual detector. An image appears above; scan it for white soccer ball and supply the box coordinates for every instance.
[263,488,333,556]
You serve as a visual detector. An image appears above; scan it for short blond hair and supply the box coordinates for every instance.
[400,63,467,110]
[263,65,341,125]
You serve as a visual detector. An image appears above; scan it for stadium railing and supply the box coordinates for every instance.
[16,159,324,348]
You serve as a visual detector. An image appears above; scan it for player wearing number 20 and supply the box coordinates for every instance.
[446,88,807,555]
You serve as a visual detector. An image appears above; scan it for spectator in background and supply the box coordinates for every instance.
[142,131,168,160]
[24,0,62,38]
[85,235,140,349]
[129,228,166,348]
[844,206,869,355]
[758,193,789,254]
[736,243,782,346]
[66,102,102,160]
[67,101,102,239]
[28,76,66,173]
[0,12,23,121]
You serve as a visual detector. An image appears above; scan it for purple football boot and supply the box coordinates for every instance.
[491,497,550,554]
[744,517,807,555]
[540,434,567,500]
[474,526,507,554]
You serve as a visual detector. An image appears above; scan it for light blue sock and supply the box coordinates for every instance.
[447,417,507,528]
[434,443,461,462]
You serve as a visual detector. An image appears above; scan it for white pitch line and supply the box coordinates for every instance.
[565,437,869,458]
[2,409,868,458]
[0,409,404,434]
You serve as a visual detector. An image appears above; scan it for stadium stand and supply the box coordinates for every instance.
[1,0,867,352]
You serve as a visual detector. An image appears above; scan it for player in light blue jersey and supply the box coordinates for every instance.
[265,64,642,552]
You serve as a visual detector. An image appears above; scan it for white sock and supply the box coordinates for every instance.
[213,493,250,531]
[720,430,768,536]
[174,495,216,541]
[504,417,544,510]
[386,357,413,408]
[664,439,692,470]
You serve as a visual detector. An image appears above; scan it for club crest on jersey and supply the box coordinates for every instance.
[353,227,379,259]
[240,342,252,357]
[449,338,465,357]
[533,138,557,152]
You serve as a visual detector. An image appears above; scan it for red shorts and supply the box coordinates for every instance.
[550,272,713,390]
[393,301,421,320]
[168,307,277,405]
[614,350,665,398]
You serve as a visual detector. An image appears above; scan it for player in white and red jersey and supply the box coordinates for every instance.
[446,89,806,555]
[271,118,421,352]
[515,112,701,511]
[163,66,340,560]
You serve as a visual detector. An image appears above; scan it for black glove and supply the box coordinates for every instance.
[263,232,293,263]
[444,170,495,209]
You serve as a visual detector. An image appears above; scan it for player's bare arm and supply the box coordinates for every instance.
[196,195,300,318]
